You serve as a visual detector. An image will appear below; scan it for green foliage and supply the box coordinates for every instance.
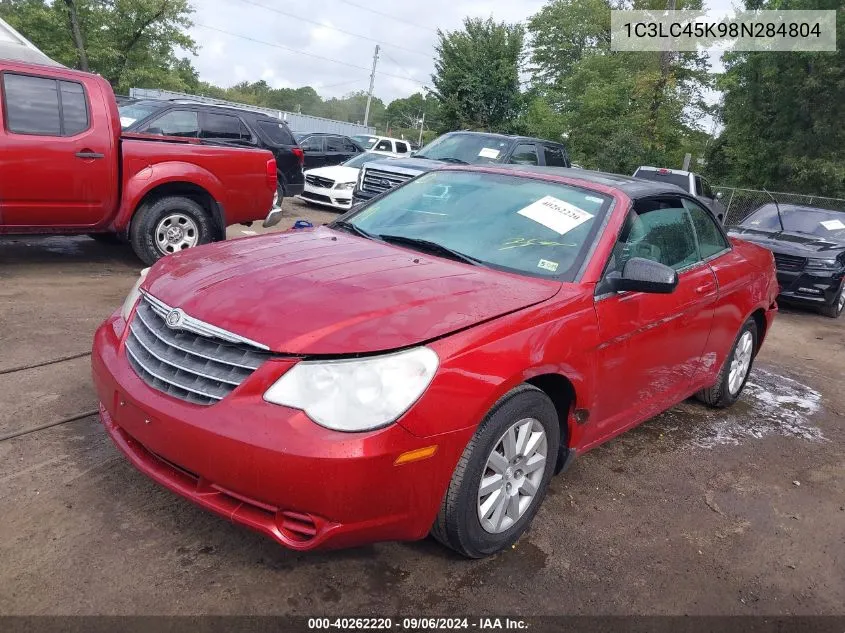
[523,0,712,174]
[708,0,845,197]
[431,17,524,132]
[385,92,441,133]
[0,0,198,93]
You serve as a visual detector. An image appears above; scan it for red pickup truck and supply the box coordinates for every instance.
[0,60,279,264]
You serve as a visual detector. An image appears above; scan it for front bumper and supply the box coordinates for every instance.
[297,182,354,211]
[775,268,843,308]
[91,314,471,550]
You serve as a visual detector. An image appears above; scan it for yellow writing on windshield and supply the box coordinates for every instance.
[499,237,575,250]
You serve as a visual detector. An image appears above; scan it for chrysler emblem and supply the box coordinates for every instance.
[165,308,185,329]
[378,178,392,188]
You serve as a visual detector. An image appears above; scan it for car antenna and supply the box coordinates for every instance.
[763,188,785,232]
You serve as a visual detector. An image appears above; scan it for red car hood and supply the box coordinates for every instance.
[142,227,561,354]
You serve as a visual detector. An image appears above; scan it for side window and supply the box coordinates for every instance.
[694,175,703,196]
[326,136,344,152]
[344,139,359,152]
[201,112,250,141]
[510,143,539,165]
[142,110,198,137]
[374,139,392,151]
[59,81,88,135]
[2,73,89,136]
[701,178,714,199]
[684,199,730,259]
[604,197,702,279]
[395,141,409,153]
[543,145,565,167]
[300,136,323,151]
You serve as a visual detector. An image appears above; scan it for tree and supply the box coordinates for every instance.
[385,92,441,133]
[708,0,845,196]
[523,0,712,173]
[431,17,524,132]
[0,0,199,93]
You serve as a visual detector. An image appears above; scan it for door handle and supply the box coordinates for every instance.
[695,284,714,295]
[75,150,104,159]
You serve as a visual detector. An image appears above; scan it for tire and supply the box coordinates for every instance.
[129,196,215,266]
[88,233,123,245]
[819,283,844,319]
[431,384,560,558]
[696,317,758,408]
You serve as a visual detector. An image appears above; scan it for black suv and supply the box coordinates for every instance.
[120,100,304,200]
[352,131,571,205]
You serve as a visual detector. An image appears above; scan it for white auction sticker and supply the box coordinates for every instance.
[478,148,500,159]
[518,196,594,235]
[820,219,845,231]
[537,259,559,272]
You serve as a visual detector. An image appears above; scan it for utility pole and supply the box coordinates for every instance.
[417,111,425,146]
[363,44,380,128]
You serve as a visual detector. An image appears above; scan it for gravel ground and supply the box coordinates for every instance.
[1,197,843,615]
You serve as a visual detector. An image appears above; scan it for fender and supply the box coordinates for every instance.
[111,161,226,232]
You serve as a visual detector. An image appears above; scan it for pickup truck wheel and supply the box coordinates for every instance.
[431,385,560,558]
[819,284,844,318]
[695,318,758,408]
[130,196,214,265]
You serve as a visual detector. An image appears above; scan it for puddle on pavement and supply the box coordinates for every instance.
[631,368,824,451]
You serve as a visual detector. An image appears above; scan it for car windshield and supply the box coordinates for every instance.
[353,135,379,149]
[415,133,512,165]
[741,204,845,238]
[343,152,389,168]
[118,101,161,128]
[343,170,611,280]
[633,169,690,192]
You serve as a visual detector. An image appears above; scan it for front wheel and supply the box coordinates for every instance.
[696,317,758,408]
[431,385,560,558]
[129,196,215,265]
[820,284,844,318]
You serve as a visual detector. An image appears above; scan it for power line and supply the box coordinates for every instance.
[380,49,427,89]
[234,0,433,58]
[333,0,439,34]
[319,77,369,89]
[195,23,428,86]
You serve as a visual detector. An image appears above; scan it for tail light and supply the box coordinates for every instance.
[266,158,277,191]
[292,147,304,166]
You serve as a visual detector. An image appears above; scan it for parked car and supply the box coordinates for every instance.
[633,166,727,223]
[121,100,304,202]
[296,133,365,169]
[297,151,395,211]
[93,166,778,557]
[0,60,278,264]
[351,134,412,157]
[352,131,571,206]
[728,203,845,318]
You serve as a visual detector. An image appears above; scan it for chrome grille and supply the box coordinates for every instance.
[773,252,807,272]
[305,174,335,188]
[126,296,272,406]
[361,168,413,195]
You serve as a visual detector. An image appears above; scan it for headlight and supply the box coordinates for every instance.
[356,167,366,190]
[806,257,840,271]
[263,347,439,431]
[121,268,149,321]
[335,182,356,191]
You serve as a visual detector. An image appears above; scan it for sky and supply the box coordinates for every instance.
[187,0,738,105]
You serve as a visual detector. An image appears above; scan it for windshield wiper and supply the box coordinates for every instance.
[331,220,376,240]
[437,157,469,164]
[378,234,485,267]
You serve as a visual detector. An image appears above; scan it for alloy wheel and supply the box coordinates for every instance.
[477,417,547,534]
[728,330,754,395]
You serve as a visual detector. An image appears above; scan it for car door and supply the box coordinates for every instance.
[589,196,718,444]
[300,135,325,168]
[199,111,253,145]
[509,143,540,166]
[322,135,348,165]
[342,137,362,161]
[541,144,567,168]
[0,71,115,227]
[373,138,393,154]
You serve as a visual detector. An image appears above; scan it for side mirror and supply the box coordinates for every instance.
[716,191,723,200]
[607,257,678,294]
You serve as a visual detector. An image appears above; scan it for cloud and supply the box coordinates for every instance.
[187,0,546,102]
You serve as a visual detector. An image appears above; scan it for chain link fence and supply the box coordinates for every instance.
[714,187,845,227]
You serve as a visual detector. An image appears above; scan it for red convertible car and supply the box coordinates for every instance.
[92,166,778,558]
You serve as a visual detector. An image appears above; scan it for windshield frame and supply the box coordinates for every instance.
[740,203,845,238]
[337,167,615,283]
